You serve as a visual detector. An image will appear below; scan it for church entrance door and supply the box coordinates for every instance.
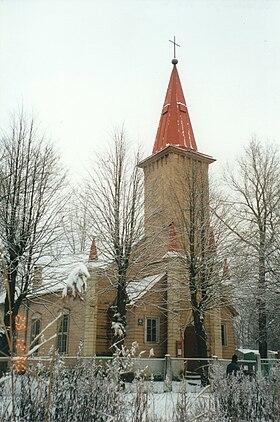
[184,325,199,372]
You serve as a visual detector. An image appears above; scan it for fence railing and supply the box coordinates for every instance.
[2,354,279,381]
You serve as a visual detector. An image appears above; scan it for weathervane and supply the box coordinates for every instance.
[169,36,180,64]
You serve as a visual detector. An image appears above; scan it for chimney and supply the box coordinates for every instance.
[33,265,43,288]
[168,222,179,252]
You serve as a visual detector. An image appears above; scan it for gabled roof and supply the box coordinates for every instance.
[0,255,108,305]
[152,63,197,154]
[127,273,166,305]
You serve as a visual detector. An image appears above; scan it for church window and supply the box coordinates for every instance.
[221,323,228,347]
[30,316,41,354]
[57,313,69,353]
[145,317,159,343]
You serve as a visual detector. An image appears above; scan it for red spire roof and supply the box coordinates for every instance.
[89,238,98,261]
[153,63,197,155]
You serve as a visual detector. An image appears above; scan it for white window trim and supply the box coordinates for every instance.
[144,316,160,344]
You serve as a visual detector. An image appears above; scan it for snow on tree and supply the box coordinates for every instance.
[149,348,155,358]
[111,312,126,340]
[62,263,89,300]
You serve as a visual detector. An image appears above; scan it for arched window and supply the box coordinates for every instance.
[30,313,42,354]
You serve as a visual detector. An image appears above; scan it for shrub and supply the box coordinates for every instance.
[211,362,280,421]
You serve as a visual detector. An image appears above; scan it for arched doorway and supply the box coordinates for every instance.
[184,325,199,372]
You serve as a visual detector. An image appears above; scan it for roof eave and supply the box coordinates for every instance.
[138,144,215,168]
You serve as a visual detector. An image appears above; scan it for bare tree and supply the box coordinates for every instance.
[219,139,280,358]
[61,192,92,255]
[85,130,144,346]
[0,111,66,373]
[170,158,229,382]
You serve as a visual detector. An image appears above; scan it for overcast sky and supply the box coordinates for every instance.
[1,0,280,180]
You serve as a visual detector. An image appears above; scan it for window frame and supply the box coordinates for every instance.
[57,312,70,354]
[30,315,42,354]
[221,322,228,347]
[145,316,160,344]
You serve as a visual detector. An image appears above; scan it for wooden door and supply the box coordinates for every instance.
[184,325,199,372]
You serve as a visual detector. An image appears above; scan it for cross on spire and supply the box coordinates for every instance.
[169,36,180,60]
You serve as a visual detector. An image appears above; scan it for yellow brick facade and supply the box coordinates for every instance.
[16,144,236,362]
[18,262,235,362]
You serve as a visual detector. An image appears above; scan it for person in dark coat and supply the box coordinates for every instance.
[226,354,240,376]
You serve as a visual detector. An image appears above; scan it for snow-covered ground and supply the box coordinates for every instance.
[0,376,210,422]
[0,362,279,421]
[124,382,211,421]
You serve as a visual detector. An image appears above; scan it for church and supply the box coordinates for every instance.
[10,56,237,364]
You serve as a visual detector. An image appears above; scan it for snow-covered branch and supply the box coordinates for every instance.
[62,263,89,300]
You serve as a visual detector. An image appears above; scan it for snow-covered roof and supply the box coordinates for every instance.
[127,273,166,305]
[0,286,24,306]
[162,251,182,259]
[0,293,5,305]
[30,258,107,298]
[237,349,259,355]
[30,280,66,298]
[237,348,278,357]
[0,254,109,304]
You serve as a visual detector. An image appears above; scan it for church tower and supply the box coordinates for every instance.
[139,58,215,259]
[138,55,231,360]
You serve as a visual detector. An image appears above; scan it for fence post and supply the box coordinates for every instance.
[164,354,172,392]
[256,353,261,376]
[211,355,218,376]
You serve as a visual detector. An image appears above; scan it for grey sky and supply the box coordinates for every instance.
[1,0,279,179]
